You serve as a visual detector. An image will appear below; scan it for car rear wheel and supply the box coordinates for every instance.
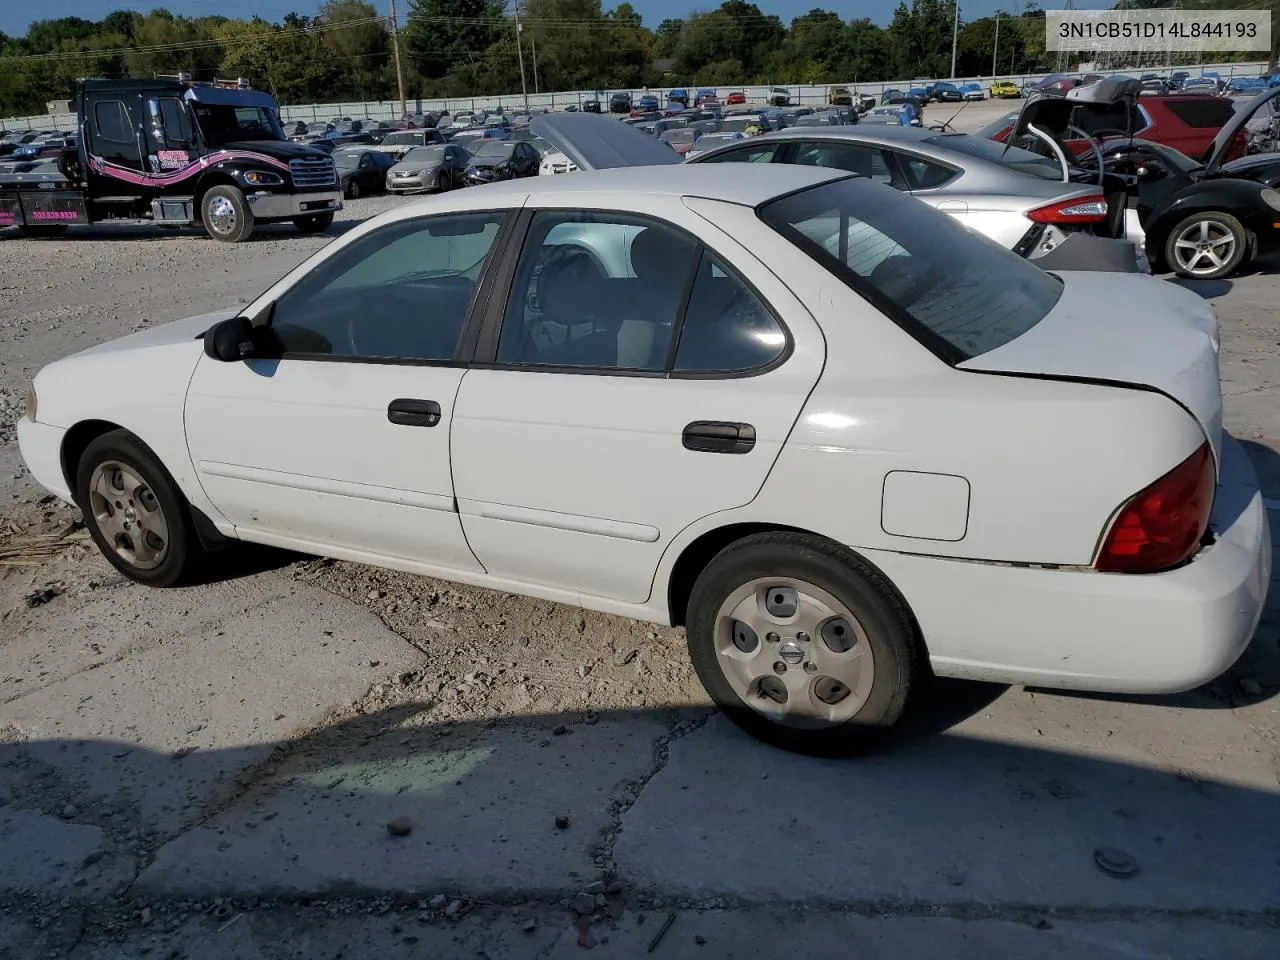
[201,185,254,243]
[685,532,918,756]
[75,429,207,587]
[346,179,360,199]
[1165,212,1247,279]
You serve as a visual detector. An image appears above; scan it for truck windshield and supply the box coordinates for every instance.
[189,104,283,146]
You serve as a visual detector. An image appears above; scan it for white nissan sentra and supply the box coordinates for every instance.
[16,165,1271,755]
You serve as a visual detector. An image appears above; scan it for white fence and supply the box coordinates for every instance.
[1,60,1269,131]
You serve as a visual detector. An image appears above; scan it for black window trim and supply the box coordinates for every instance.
[468,206,794,380]
[257,207,521,367]
[888,147,962,192]
[754,182,967,367]
[789,137,911,190]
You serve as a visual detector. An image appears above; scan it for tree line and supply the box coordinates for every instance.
[0,0,1272,117]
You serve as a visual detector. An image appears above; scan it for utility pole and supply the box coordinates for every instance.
[388,0,406,120]
[531,31,540,93]
[514,4,529,111]
[992,11,1000,79]
[950,2,960,80]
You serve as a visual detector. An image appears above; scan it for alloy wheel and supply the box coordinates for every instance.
[1172,218,1237,276]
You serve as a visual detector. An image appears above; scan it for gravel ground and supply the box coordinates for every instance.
[1,150,1279,959]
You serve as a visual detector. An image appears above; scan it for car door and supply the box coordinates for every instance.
[84,92,147,187]
[184,209,512,570]
[449,206,824,604]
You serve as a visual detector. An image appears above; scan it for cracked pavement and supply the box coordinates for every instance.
[2,138,1280,957]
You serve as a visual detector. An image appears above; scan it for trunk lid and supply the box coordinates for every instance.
[960,271,1222,463]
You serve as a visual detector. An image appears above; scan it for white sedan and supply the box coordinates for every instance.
[16,165,1270,755]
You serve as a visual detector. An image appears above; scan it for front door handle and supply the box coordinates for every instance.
[683,421,756,454]
[387,398,441,427]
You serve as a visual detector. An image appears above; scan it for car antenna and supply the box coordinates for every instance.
[930,103,967,133]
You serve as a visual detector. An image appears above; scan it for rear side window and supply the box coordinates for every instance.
[1163,98,1235,128]
[694,142,782,164]
[95,100,132,144]
[674,251,786,373]
[759,179,1062,363]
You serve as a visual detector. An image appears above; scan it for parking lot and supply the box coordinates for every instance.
[1,99,1279,959]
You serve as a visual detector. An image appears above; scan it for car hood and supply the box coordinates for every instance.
[530,113,681,170]
[70,308,239,361]
[467,155,510,169]
[1204,86,1280,176]
[218,139,331,161]
[1218,153,1280,181]
[390,158,443,173]
[961,271,1221,464]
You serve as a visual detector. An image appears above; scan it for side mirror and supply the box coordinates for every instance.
[203,316,257,362]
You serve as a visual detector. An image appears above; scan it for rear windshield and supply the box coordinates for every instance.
[925,133,1064,180]
[1163,97,1235,128]
[758,179,1062,362]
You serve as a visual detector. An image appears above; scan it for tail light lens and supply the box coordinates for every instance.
[1028,196,1109,224]
[1095,443,1215,573]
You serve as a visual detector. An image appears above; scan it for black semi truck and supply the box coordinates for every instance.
[0,77,342,241]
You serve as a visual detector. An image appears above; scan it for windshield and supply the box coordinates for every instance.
[332,151,364,170]
[190,104,283,145]
[382,132,418,145]
[719,118,759,132]
[402,146,445,163]
[693,134,742,149]
[475,142,515,159]
[926,134,1064,180]
[759,179,1062,362]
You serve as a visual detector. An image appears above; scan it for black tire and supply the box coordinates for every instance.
[201,184,254,243]
[75,429,207,587]
[345,179,360,200]
[1162,211,1248,280]
[293,212,335,234]
[18,224,68,239]
[686,532,919,756]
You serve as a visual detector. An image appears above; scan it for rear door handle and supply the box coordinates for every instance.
[387,398,441,427]
[683,421,756,454]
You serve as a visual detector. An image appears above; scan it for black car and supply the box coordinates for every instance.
[1019,81,1280,279]
[464,140,540,184]
[609,92,632,114]
[1168,71,1190,91]
[333,148,395,199]
[582,100,602,114]
[927,82,964,103]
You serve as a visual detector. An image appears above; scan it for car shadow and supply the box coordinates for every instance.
[1167,276,1233,299]
[2,700,1277,932]
[0,218,364,243]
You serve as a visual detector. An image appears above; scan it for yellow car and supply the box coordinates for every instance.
[828,85,853,106]
[990,79,1022,99]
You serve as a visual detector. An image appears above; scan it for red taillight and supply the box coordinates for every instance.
[1095,443,1215,573]
[1027,196,1109,225]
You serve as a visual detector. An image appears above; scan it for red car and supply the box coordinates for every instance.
[726,91,746,105]
[982,94,1245,164]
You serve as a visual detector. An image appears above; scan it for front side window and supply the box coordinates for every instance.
[157,98,192,144]
[498,211,698,370]
[95,100,132,144]
[759,179,1062,362]
[268,212,506,361]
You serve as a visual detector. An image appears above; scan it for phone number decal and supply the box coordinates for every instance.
[1046,11,1271,52]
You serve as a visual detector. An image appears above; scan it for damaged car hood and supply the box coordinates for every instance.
[530,113,681,170]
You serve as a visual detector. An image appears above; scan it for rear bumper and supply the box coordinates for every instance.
[245,190,343,221]
[16,415,73,504]
[866,434,1271,693]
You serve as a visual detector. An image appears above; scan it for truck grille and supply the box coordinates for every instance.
[289,157,336,189]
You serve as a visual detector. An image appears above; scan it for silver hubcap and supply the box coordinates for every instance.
[1173,219,1236,275]
[88,460,169,570]
[714,578,875,729]
[207,196,236,235]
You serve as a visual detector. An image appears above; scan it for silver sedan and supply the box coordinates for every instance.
[687,125,1125,259]
[384,144,470,194]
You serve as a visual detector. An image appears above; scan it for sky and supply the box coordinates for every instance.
[0,0,1118,39]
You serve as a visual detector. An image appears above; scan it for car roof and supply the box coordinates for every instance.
[746,125,938,145]
[405,163,847,208]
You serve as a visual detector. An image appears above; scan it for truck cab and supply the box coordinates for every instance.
[0,77,343,242]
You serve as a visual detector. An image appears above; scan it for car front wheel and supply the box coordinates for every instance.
[1165,212,1248,279]
[75,429,207,587]
[686,532,918,756]
[201,185,254,243]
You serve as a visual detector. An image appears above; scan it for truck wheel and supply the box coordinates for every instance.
[293,212,335,234]
[201,185,254,243]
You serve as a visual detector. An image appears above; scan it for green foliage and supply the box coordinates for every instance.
[0,0,1265,117]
